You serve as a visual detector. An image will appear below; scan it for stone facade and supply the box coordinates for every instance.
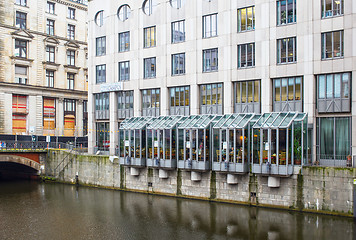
[46,150,356,216]
[0,0,88,137]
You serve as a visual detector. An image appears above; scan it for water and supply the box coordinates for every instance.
[0,181,354,240]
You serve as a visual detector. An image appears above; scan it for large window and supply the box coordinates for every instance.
[119,61,130,82]
[67,50,75,66]
[317,72,350,113]
[96,65,106,84]
[68,7,76,19]
[172,20,185,43]
[12,94,27,134]
[15,0,27,6]
[273,77,303,112]
[172,53,185,76]
[67,24,75,40]
[169,86,189,116]
[144,57,156,79]
[15,65,28,85]
[119,32,130,52]
[203,14,217,38]
[47,1,55,14]
[238,43,255,68]
[67,73,74,90]
[46,70,54,87]
[95,93,109,120]
[83,100,88,135]
[142,88,160,117]
[96,122,110,150]
[46,19,55,35]
[64,99,76,136]
[96,36,106,56]
[322,0,343,18]
[277,0,296,25]
[16,12,26,29]
[277,37,296,64]
[142,0,157,16]
[234,80,260,113]
[203,48,218,72]
[117,91,134,119]
[15,39,27,58]
[321,31,343,60]
[317,117,351,164]
[43,97,56,135]
[144,26,156,48]
[200,83,223,114]
[46,46,55,62]
[237,6,255,32]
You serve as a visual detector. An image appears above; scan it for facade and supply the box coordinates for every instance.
[0,0,88,137]
[88,0,356,166]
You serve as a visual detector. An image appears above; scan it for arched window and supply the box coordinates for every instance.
[118,5,131,21]
[95,10,104,27]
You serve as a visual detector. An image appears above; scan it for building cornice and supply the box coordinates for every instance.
[53,0,88,11]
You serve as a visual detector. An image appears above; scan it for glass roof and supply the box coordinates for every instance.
[253,112,308,129]
[213,114,259,129]
[178,115,219,129]
[119,117,153,130]
[147,116,185,129]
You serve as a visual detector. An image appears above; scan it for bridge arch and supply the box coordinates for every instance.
[0,155,41,171]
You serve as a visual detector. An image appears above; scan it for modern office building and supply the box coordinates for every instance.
[0,0,88,137]
[88,0,355,166]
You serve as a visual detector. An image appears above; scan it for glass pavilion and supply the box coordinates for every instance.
[212,114,260,173]
[146,115,186,169]
[251,112,308,176]
[118,117,154,167]
[177,115,221,171]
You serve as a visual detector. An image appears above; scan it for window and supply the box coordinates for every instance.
[143,0,157,16]
[172,53,185,75]
[203,48,218,72]
[172,20,185,43]
[142,88,160,116]
[322,0,343,18]
[203,14,217,38]
[119,61,130,81]
[16,12,26,29]
[46,46,55,62]
[68,7,76,19]
[47,1,55,14]
[67,24,75,40]
[144,26,156,48]
[169,86,190,115]
[96,65,106,84]
[277,0,296,25]
[238,43,255,68]
[95,11,104,27]
[118,4,131,21]
[95,93,110,120]
[15,65,28,85]
[277,37,296,64]
[46,70,54,87]
[15,0,27,6]
[96,122,110,150]
[67,50,75,66]
[273,77,303,112]
[322,31,343,59]
[46,19,55,35]
[43,97,56,135]
[67,73,74,90]
[170,0,185,9]
[96,37,106,56]
[317,73,350,113]
[64,99,76,136]
[119,32,130,52]
[200,83,223,114]
[83,100,88,135]
[117,91,134,119]
[15,39,27,58]
[12,94,27,134]
[234,80,260,113]
[317,117,351,163]
[144,57,156,79]
[237,6,255,32]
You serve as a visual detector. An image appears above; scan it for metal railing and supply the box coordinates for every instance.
[313,154,353,167]
[0,141,88,153]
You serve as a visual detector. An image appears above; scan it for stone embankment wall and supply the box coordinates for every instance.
[44,150,356,217]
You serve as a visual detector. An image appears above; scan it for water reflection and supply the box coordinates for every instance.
[0,181,354,240]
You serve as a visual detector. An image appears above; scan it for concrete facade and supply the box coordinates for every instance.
[45,150,356,217]
[0,0,88,137]
[88,0,356,166]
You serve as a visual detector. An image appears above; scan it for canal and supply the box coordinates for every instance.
[0,181,354,240]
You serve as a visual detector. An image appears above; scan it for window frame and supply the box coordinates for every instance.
[200,83,223,114]
[46,70,54,87]
[67,24,75,40]
[203,48,218,72]
[46,19,55,35]
[273,77,303,112]
[68,7,76,19]
[321,30,344,60]
[96,64,106,84]
[277,37,297,64]
[15,0,27,6]
[234,80,260,113]
[169,86,190,116]
[276,0,297,25]
[144,26,156,48]
[47,1,55,14]
[96,36,106,56]
[237,6,255,32]
[15,39,27,58]
[119,61,130,82]
[67,73,75,90]
[144,57,156,79]
[171,20,185,43]
[172,53,185,76]
[142,88,160,117]
[238,43,255,68]
[46,45,55,63]
[67,50,75,66]
[16,11,27,29]
[321,0,344,18]
[202,13,218,38]
[119,31,130,52]
[117,91,134,119]
[15,65,28,85]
